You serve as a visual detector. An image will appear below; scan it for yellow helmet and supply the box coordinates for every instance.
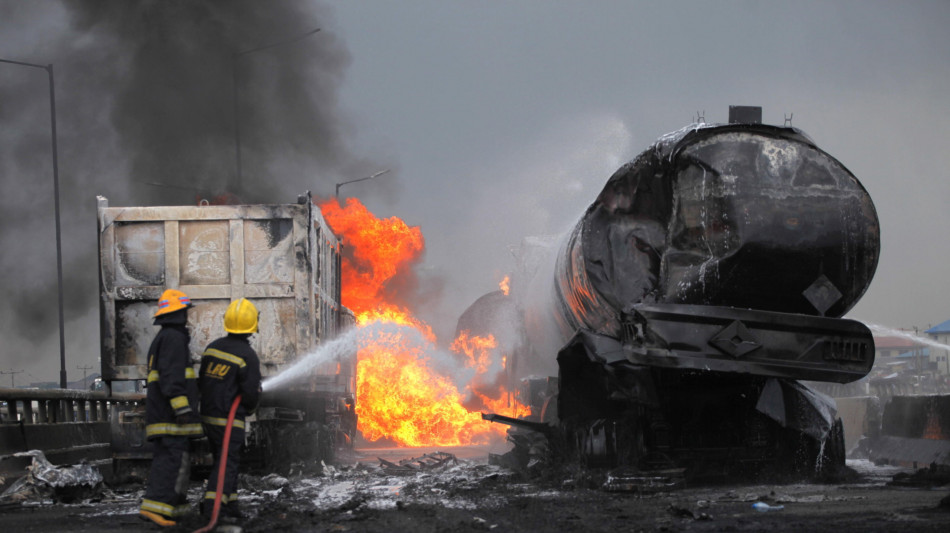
[224,298,258,334]
[154,289,192,317]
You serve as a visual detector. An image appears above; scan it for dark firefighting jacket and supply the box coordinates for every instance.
[145,312,202,439]
[198,334,262,431]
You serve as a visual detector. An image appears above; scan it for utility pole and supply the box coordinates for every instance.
[1,369,23,388]
[0,58,67,389]
[77,364,93,388]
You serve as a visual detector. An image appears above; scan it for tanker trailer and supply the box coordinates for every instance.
[483,117,879,480]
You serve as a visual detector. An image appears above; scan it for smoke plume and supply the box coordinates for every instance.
[0,1,379,383]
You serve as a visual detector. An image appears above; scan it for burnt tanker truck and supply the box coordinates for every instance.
[481,109,879,480]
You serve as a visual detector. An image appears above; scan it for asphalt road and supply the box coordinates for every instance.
[2,449,949,532]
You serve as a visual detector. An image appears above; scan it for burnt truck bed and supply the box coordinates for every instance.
[96,194,354,472]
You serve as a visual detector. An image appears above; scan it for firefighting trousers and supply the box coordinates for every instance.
[140,435,192,518]
[203,423,245,507]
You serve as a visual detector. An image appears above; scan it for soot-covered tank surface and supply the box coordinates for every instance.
[552,123,879,344]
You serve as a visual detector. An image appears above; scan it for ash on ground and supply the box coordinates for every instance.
[3,453,950,532]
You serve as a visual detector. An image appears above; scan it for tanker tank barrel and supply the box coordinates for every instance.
[532,122,880,354]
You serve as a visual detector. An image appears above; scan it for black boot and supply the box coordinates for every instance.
[200,499,214,518]
[225,501,242,519]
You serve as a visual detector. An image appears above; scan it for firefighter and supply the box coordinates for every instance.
[139,289,203,527]
[198,297,262,519]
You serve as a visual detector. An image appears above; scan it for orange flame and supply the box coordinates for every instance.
[320,197,425,314]
[452,331,497,374]
[354,317,491,446]
[356,304,435,343]
[499,275,510,296]
[923,403,947,440]
[473,390,531,419]
[451,331,529,420]
[320,197,521,446]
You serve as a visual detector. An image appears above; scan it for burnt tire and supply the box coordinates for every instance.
[774,416,846,480]
[815,417,847,479]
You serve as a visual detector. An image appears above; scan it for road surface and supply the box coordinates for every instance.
[1,447,948,532]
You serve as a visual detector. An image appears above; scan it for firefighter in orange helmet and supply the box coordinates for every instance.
[139,289,203,527]
[198,298,262,519]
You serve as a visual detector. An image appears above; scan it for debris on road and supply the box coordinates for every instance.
[603,465,686,493]
[889,462,950,488]
[752,501,786,512]
[0,450,102,504]
[667,502,713,520]
[379,451,458,474]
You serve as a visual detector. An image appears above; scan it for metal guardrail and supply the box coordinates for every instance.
[0,387,143,425]
[1,387,147,485]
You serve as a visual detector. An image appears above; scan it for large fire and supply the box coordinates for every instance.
[319,197,525,447]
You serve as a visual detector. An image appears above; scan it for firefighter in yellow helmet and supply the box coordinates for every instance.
[198,298,262,520]
[139,289,203,527]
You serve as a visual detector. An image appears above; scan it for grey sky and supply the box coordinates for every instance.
[330,1,950,339]
[0,1,948,384]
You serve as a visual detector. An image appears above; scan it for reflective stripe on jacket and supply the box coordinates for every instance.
[198,334,262,425]
[145,319,202,439]
[201,415,246,429]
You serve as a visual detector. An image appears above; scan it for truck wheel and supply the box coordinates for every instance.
[816,417,846,478]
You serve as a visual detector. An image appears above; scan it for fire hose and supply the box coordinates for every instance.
[193,394,242,533]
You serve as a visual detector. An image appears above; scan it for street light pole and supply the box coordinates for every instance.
[0,58,67,389]
[233,27,321,194]
[335,169,392,199]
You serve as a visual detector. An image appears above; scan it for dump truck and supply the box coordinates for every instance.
[97,193,355,475]
[480,110,880,481]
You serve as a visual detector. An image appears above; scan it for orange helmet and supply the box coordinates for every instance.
[154,289,193,317]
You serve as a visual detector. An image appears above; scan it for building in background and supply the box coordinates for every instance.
[925,320,950,376]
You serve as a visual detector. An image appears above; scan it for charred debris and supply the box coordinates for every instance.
[477,107,880,486]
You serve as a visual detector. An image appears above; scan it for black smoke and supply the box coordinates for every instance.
[0,1,380,382]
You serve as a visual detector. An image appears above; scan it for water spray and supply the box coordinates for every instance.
[857,320,950,353]
[261,321,432,393]
[262,327,363,392]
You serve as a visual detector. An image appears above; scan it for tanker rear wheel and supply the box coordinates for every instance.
[568,414,646,469]
[774,417,846,479]
[816,418,847,477]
